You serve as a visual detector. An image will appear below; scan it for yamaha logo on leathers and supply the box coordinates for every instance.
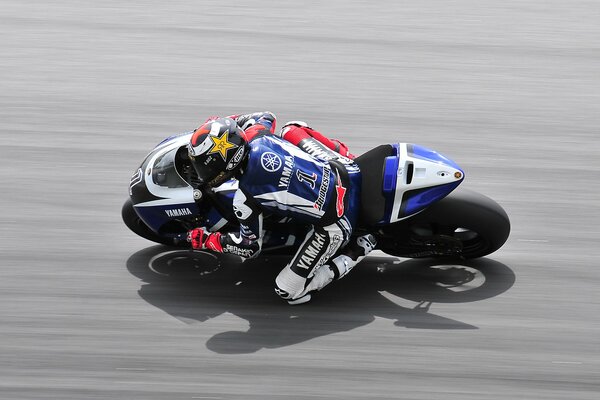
[277,155,294,188]
[317,234,341,268]
[261,152,282,172]
[299,138,359,172]
[296,232,328,271]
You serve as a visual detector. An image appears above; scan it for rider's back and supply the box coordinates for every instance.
[239,135,339,225]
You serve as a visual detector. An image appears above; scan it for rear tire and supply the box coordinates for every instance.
[377,189,510,259]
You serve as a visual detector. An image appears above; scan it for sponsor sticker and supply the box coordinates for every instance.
[296,232,328,271]
[225,244,254,258]
[313,165,330,211]
[261,152,283,172]
[207,130,238,161]
[226,146,245,170]
[277,155,294,188]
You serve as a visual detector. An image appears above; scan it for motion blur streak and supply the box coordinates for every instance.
[1,1,598,399]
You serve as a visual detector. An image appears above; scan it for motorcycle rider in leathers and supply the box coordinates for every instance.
[187,111,376,304]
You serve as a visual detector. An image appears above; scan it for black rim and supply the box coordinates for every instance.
[450,227,490,257]
[148,250,221,279]
[407,223,491,258]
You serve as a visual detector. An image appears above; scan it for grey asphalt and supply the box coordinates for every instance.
[1,1,599,399]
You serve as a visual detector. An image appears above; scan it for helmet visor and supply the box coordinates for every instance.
[189,152,224,187]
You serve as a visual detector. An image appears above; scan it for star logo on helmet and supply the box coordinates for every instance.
[208,130,238,161]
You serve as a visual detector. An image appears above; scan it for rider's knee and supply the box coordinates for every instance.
[274,268,305,300]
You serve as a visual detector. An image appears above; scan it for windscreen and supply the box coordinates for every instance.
[151,147,189,188]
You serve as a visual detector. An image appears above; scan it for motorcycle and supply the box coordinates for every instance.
[122,131,510,259]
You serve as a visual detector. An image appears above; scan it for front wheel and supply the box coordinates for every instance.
[122,198,183,246]
[376,189,510,259]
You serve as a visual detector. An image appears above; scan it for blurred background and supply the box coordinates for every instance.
[1,1,598,399]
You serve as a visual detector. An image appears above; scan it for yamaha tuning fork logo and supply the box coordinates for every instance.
[261,152,282,172]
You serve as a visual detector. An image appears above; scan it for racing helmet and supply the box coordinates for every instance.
[188,117,247,188]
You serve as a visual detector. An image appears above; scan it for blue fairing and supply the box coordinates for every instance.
[373,143,464,223]
[402,181,462,216]
[382,155,399,192]
[382,144,400,224]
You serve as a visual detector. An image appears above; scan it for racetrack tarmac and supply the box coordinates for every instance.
[1,1,599,399]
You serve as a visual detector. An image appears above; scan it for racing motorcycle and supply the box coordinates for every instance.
[122,131,510,259]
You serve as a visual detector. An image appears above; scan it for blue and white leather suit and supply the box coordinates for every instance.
[220,131,367,301]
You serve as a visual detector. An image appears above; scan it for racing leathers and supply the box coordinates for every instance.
[194,112,353,233]
[190,114,375,304]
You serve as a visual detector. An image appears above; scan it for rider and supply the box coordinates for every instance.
[187,112,376,304]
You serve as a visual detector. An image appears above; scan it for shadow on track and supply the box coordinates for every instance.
[126,246,515,354]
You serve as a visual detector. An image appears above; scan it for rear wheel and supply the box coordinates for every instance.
[376,189,510,259]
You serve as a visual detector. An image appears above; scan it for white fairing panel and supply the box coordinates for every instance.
[136,134,195,208]
[389,143,464,223]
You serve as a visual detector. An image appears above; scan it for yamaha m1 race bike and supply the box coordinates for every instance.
[122,132,510,262]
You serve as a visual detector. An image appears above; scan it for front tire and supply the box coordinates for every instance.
[121,198,181,246]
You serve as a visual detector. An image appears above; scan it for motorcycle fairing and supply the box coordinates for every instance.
[129,134,197,232]
[380,143,464,224]
[130,132,236,233]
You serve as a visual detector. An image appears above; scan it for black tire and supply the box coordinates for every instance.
[378,189,511,259]
[121,198,180,246]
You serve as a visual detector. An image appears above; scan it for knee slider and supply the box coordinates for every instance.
[274,283,292,300]
[274,270,306,300]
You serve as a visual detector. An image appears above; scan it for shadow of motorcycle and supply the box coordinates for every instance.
[126,246,515,354]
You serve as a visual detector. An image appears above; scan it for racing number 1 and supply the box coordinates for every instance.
[296,170,317,189]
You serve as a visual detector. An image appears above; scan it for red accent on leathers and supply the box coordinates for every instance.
[330,139,354,159]
[281,125,355,159]
[335,174,347,217]
[243,124,271,141]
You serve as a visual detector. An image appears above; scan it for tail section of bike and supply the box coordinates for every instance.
[355,143,509,259]
[355,143,465,226]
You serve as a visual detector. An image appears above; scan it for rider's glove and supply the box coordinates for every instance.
[188,227,223,252]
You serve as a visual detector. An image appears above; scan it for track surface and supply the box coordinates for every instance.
[1,1,599,399]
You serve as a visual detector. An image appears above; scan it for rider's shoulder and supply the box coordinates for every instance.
[246,136,286,166]
[248,134,283,150]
